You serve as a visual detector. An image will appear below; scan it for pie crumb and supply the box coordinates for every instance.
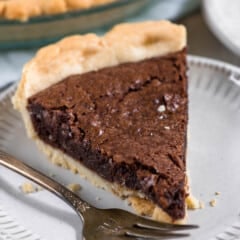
[215,192,220,196]
[199,201,205,209]
[209,199,217,207]
[186,195,201,209]
[20,182,41,194]
[67,183,81,193]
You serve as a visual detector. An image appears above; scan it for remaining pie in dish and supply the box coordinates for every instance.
[13,20,189,223]
[0,0,116,21]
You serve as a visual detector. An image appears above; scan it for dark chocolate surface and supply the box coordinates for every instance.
[27,49,188,220]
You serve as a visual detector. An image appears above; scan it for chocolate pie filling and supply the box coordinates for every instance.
[27,49,188,220]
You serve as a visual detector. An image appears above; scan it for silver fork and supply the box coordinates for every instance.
[0,150,198,240]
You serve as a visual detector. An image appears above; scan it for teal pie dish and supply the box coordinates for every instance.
[0,0,150,49]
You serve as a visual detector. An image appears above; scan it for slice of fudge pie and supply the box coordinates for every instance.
[13,21,189,223]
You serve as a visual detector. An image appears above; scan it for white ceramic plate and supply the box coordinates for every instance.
[0,56,240,240]
[203,0,240,57]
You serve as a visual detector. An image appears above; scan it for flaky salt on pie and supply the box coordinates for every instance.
[13,20,190,223]
[0,0,116,21]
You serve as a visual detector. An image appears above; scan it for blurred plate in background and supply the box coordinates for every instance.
[203,0,240,57]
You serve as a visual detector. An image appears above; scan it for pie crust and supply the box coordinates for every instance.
[0,2,4,15]
[13,20,187,223]
[0,0,116,21]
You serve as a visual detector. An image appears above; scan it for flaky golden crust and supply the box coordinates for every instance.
[40,0,67,15]
[2,0,42,21]
[0,0,115,21]
[0,2,4,15]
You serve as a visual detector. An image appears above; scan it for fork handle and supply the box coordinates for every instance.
[0,151,91,219]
